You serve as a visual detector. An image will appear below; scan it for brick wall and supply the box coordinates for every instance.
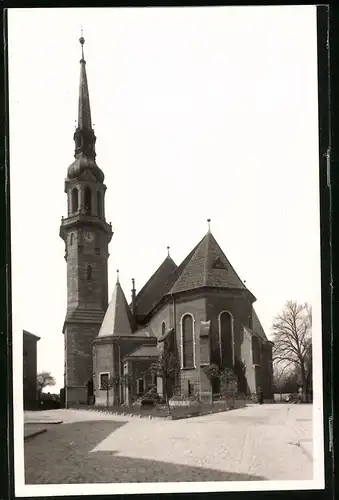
[206,290,253,365]
[66,227,109,311]
[148,303,173,339]
[93,335,157,405]
[175,296,206,394]
[65,323,100,391]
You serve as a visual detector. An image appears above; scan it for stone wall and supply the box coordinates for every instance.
[148,302,173,339]
[93,335,157,405]
[174,296,206,395]
[65,322,100,405]
[206,290,253,365]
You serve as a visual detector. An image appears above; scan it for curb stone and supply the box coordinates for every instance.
[24,428,47,441]
[24,420,63,425]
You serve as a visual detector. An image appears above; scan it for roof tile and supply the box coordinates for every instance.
[169,232,246,294]
[134,256,177,318]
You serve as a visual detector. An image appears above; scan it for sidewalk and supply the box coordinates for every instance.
[24,424,47,441]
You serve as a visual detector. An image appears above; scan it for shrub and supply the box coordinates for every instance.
[203,363,220,380]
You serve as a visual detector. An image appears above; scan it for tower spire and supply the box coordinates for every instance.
[73,32,96,159]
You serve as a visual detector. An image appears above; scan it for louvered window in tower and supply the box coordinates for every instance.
[182,314,194,369]
[84,187,91,214]
[71,188,78,213]
[219,312,233,368]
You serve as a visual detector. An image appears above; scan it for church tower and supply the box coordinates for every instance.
[60,35,113,406]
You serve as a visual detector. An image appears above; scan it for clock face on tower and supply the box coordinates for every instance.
[84,231,94,243]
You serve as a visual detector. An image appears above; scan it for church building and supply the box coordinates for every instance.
[60,36,274,408]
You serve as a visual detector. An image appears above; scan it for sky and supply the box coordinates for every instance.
[8,6,320,392]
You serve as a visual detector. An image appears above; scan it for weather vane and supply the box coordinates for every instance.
[79,26,85,60]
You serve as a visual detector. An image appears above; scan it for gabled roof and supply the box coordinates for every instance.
[169,232,247,294]
[98,281,134,337]
[133,231,254,320]
[23,330,40,341]
[123,344,160,360]
[134,256,178,318]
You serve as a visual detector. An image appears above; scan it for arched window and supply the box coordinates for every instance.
[70,234,74,246]
[97,191,102,217]
[84,187,91,214]
[87,264,92,281]
[161,321,166,337]
[219,311,233,368]
[71,188,78,213]
[181,314,194,369]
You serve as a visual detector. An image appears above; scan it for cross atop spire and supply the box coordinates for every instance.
[79,27,85,61]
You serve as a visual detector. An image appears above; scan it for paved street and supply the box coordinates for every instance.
[24,404,313,484]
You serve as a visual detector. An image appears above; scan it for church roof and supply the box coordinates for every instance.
[23,330,40,341]
[77,41,92,132]
[98,281,134,337]
[133,256,178,318]
[169,231,247,294]
[251,308,268,341]
[133,231,252,319]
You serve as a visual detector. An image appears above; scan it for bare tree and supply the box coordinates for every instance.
[36,371,56,402]
[272,301,312,402]
[273,364,299,394]
[149,350,177,413]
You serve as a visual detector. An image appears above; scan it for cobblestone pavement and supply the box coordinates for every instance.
[24,404,313,484]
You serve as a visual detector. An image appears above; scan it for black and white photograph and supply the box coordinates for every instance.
[8,5,325,496]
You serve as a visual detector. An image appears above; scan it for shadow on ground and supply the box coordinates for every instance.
[24,420,265,484]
